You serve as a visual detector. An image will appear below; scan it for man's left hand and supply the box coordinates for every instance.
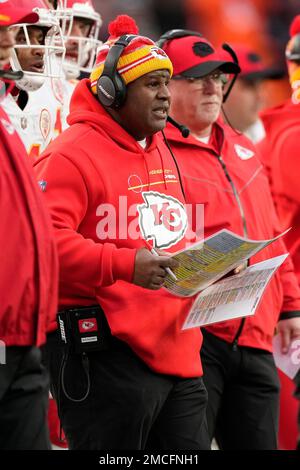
[277,317,300,354]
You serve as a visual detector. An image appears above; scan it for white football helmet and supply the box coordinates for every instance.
[62,0,102,79]
[48,0,73,37]
[10,0,66,92]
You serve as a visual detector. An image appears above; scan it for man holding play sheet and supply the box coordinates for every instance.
[33,16,210,450]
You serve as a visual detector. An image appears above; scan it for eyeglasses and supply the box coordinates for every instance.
[173,71,228,88]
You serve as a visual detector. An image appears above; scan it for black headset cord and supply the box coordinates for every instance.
[161,129,186,200]
[59,349,91,403]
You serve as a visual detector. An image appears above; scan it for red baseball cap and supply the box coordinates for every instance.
[0,0,39,27]
[229,44,284,81]
[161,34,240,78]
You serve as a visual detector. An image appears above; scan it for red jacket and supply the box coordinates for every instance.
[259,100,300,285]
[165,120,300,351]
[0,106,58,347]
[34,79,203,378]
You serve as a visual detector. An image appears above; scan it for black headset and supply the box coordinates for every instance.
[156,29,203,49]
[97,30,204,110]
[96,30,188,197]
[156,29,207,138]
[97,34,138,109]
[0,70,23,80]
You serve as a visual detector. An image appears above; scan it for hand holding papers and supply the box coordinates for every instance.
[183,255,288,329]
[150,248,178,281]
[159,228,290,329]
[163,228,289,297]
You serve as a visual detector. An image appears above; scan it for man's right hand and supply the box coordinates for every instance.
[133,248,178,290]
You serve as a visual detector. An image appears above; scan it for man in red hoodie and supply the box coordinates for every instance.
[0,0,58,450]
[259,15,300,450]
[160,30,300,449]
[34,15,210,450]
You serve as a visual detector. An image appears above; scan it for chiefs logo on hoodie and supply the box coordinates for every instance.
[138,191,188,249]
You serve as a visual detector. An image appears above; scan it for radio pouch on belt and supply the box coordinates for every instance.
[57,305,110,354]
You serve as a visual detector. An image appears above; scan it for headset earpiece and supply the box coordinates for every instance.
[156,29,203,49]
[97,73,126,108]
[97,34,137,109]
[221,43,240,103]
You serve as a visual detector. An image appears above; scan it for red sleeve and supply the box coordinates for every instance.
[277,239,300,318]
[270,194,300,317]
[254,153,300,317]
[278,132,300,205]
[34,152,136,291]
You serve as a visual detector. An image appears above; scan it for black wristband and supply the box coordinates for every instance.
[279,310,300,321]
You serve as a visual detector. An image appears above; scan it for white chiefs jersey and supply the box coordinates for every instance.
[2,77,64,160]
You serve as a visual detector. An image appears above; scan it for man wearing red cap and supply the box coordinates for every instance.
[0,0,58,450]
[259,15,300,450]
[34,15,210,450]
[160,30,300,450]
[222,44,284,143]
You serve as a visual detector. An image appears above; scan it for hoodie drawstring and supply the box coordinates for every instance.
[142,154,151,191]
[141,143,167,192]
[157,145,168,190]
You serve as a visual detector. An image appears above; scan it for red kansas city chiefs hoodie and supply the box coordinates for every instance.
[34,79,202,377]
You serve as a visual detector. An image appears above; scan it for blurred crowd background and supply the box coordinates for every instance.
[93,0,299,109]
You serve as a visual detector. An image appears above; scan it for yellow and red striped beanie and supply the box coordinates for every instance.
[90,15,173,94]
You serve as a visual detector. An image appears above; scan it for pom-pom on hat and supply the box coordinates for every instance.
[90,15,173,94]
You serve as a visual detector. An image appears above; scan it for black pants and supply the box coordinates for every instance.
[0,346,50,450]
[45,331,210,450]
[200,329,280,450]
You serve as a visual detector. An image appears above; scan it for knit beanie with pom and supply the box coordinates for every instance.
[90,14,173,95]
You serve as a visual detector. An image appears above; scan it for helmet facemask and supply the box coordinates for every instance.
[11,8,65,92]
[62,2,102,79]
[63,16,101,79]
[50,0,73,37]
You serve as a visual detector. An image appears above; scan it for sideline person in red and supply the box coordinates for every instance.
[160,30,300,450]
[259,15,300,450]
[34,15,210,450]
[222,44,284,143]
[0,0,58,450]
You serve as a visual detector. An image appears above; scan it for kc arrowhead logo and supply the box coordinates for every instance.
[234,144,254,160]
[138,191,188,249]
[78,318,98,333]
